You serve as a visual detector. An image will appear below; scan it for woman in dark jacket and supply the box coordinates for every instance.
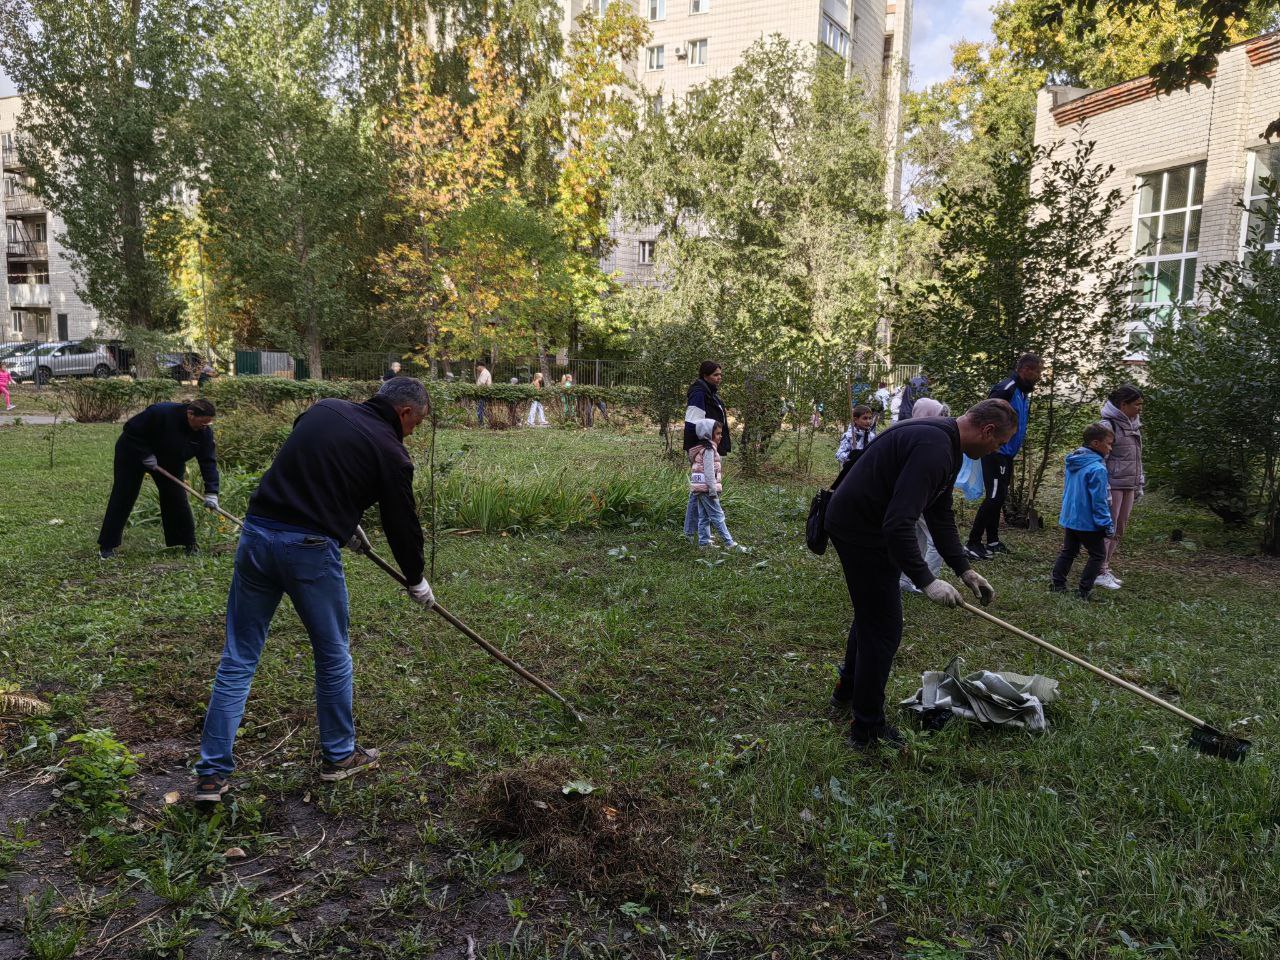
[683,361,730,456]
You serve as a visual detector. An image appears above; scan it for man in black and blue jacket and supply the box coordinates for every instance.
[966,353,1042,560]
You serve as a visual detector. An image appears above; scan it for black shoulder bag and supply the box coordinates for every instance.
[806,452,858,555]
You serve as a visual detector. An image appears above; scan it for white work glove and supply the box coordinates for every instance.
[923,578,964,608]
[203,494,219,510]
[961,569,995,606]
[141,454,158,471]
[406,579,435,607]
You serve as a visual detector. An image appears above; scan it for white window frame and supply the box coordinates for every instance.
[638,239,656,265]
[648,92,664,115]
[821,16,850,58]
[646,45,664,71]
[1240,145,1280,258]
[690,0,708,12]
[11,311,23,334]
[592,0,609,13]
[1127,161,1205,358]
[688,38,707,67]
[647,0,664,21]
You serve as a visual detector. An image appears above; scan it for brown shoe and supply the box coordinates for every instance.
[320,744,380,782]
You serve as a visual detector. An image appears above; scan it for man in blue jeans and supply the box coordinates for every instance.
[195,378,435,801]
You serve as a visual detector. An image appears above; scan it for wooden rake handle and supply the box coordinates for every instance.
[959,600,1211,731]
[150,464,244,529]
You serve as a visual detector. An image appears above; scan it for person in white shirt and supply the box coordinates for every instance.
[874,382,892,426]
[475,362,493,425]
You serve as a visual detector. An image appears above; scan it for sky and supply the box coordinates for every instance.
[0,2,995,100]
[909,0,996,91]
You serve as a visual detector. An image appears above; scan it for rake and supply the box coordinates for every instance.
[150,465,585,723]
[959,601,1250,762]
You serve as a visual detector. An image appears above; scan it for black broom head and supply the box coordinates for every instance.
[1188,725,1251,762]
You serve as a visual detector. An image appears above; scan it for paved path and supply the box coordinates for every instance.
[0,414,75,425]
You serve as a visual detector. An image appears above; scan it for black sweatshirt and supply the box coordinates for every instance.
[823,418,971,589]
[119,402,220,494]
[247,396,425,584]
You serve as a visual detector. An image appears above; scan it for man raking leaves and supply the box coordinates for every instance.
[193,378,436,801]
[824,399,1015,750]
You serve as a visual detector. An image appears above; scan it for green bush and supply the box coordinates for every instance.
[54,377,178,423]
[201,376,380,412]
[214,408,296,472]
[56,729,140,823]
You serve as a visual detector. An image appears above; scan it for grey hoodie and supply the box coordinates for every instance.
[1100,399,1143,491]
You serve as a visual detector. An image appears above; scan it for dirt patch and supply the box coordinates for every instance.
[473,758,683,904]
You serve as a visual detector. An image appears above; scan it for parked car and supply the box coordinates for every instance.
[156,352,203,382]
[3,341,120,384]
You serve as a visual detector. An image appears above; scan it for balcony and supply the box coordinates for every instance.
[2,146,25,170]
[9,283,50,308]
[6,241,48,260]
[4,191,43,214]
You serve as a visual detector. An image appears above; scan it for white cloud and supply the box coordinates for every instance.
[909,0,996,90]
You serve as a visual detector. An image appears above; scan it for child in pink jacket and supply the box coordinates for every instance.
[0,365,13,410]
[689,419,744,550]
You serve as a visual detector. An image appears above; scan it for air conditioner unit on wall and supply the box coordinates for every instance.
[674,47,687,58]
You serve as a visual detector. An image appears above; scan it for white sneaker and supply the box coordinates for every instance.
[1093,572,1122,590]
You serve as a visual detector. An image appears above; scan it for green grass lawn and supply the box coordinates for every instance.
[1,420,1277,959]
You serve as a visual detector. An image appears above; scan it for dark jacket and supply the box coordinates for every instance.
[118,402,219,494]
[898,376,929,420]
[824,418,971,589]
[988,372,1034,457]
[247,396,424,583]
[683,378,730,454]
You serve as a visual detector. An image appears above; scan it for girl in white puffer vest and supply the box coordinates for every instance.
[689,419,744,550]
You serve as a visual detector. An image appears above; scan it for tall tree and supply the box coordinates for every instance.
[0,0,211,331]
[196,0,384,379]
[906,137,1131,522]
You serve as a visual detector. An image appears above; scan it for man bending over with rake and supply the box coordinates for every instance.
[194,378,434,801]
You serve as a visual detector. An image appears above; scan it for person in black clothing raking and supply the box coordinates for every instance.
[824,399,1017,750]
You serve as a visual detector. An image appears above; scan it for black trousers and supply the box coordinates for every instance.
[1051,528,1106,594]
[98,441,195,550]
[832,537,904,728]
[969,453,1013,546]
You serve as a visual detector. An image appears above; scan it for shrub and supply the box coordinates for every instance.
[56,729,140,823]
[54,377,178,423]
[201,376,380,412]
[214,408,296,472]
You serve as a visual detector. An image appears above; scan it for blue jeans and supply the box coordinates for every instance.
[198,520,354,776]
[476,398,486,426]
[683,493,703,539]
[696,493,735,546]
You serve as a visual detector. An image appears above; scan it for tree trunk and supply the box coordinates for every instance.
[306,307,323,382]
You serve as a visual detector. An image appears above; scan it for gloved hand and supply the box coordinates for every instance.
[961,569,995,606]
[346,525,372,553]
[1136,487,1144,502]
[203,494,219,510]
[1106,526,1116,538]
[141,454,158,471]
[406,579,435,607]
[923,578,963,608]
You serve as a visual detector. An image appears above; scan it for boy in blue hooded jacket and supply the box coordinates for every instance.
[1051,423,1116,598]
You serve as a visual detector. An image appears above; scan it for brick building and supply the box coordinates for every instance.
[1033,33,1280,358]
[1,95,102,344]
[564,0,913,284]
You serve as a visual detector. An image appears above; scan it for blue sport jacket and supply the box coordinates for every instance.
[1059,447,1113,532]
[989,373,1033,457]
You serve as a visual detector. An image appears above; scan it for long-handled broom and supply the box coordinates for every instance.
[150,465,585,723]
[959,600,1250,761]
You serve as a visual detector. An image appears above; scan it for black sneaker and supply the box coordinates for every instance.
[320,744,380,782]
[829,670,853,715]
[194,773,230,802]
[986,541,1012,556]
[1049,583,1067,594]
[964,544,991,562]
[183,544,200,556]
[98,548,117,560]
[847,722,906,751]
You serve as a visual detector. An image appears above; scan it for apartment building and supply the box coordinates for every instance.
[1,95,100,344]
[567,0,913,284]
[1033,33,1280,359]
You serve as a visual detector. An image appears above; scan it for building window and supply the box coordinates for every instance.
[1243,144,1280,261]
[691,0,707,12]
[821,16,850,58]
[638,240,656,265]
[646,45,664,71]
[688,38,707,66]
[648,0,664,20]
[592,0,609,13]
[10,311,22,334]
[1129,161,1205,353]
[648,93,664,115]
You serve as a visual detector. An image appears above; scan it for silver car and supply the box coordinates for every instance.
[3,340,119,384]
